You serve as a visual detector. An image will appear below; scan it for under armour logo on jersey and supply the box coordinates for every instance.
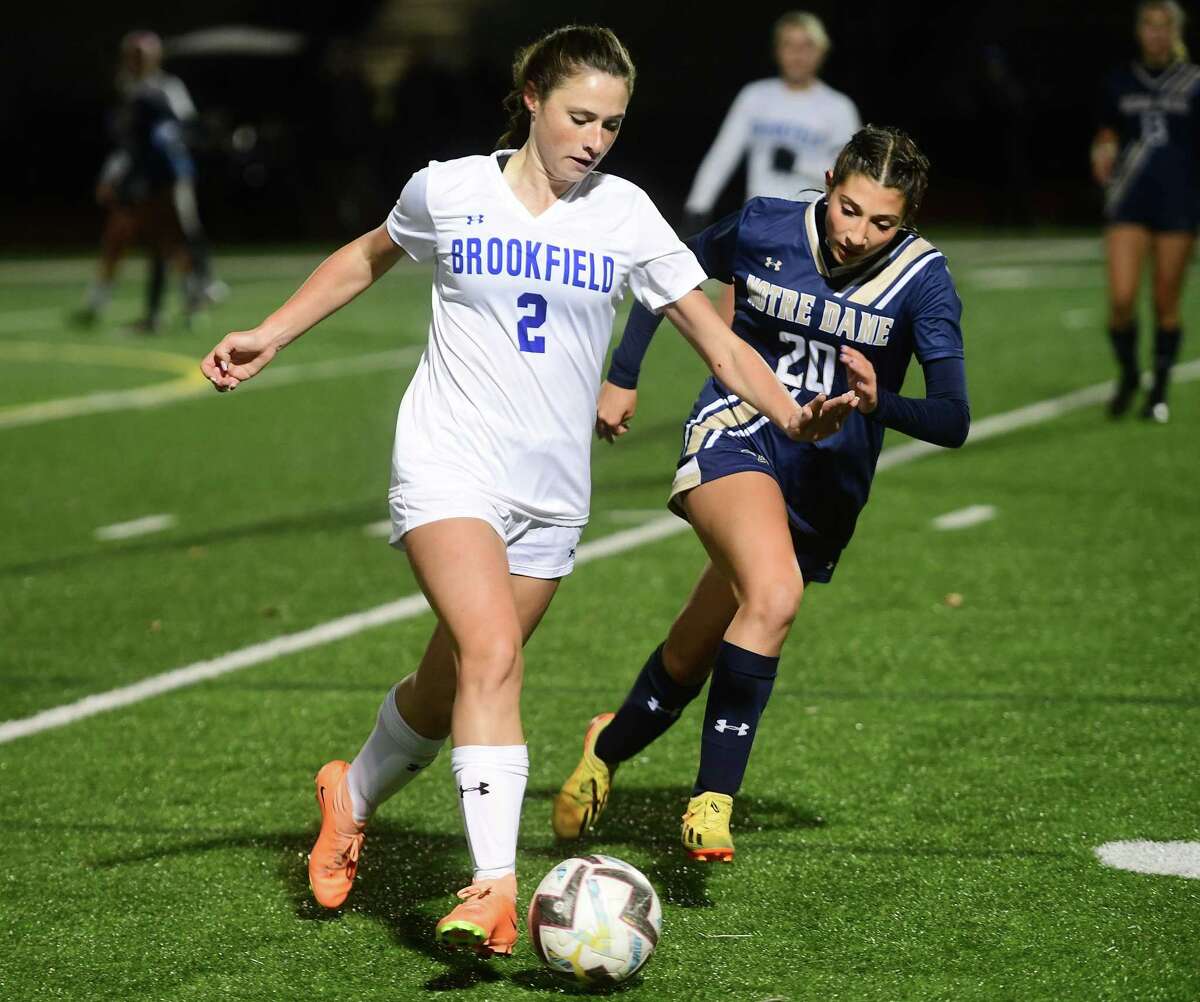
[647,696,681,718]
[714,719,750,736]
[466,214,485,225]
[764,256,783,271]
[458,781,490,797]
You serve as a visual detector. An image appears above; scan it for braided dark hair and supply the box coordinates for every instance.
[829,125,930,223]
[496,25,636,150]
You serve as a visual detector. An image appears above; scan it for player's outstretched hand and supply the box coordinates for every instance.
[596,380,638,443]
[806,390,859,440]
[839,346,878,413]
[201,329,278,392]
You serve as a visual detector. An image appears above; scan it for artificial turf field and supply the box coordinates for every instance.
[1,237,1198,1001]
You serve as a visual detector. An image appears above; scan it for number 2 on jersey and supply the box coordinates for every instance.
[516,292,548,353]
[776,331,836,395]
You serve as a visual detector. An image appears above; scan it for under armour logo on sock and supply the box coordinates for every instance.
[458,781,490,797]
[713,719,750,736]
[647,696,681,718]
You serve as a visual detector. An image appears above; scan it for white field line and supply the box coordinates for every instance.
[0,348,422,431]
[932,505,997,531]
[94,513,177,542]
[1095,840,1200,879]
[363,520,392,538]
[3,359,1200,746]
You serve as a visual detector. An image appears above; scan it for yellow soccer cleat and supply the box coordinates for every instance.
[681,791,735,862]
[552,712,615,839]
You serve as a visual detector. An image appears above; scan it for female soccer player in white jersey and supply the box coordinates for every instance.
[200,25,856,957]
[1092,0,1199,423]
[554,126,970,863]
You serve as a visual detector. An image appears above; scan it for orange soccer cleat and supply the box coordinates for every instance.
[435,873,519,957]
[308,760,366,908]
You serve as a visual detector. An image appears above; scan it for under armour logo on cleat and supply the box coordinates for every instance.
[714,719,750,736]
[765,256,782,271]
[458,781,490,797]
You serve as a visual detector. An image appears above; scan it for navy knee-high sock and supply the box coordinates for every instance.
[1152,326,1182,400]
[594,644,704,767]
[694,641,779,797]
[1109,324,1138,385]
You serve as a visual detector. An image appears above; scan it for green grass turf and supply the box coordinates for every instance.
[1,237,1198,1000]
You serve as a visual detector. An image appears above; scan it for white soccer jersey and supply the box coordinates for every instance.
[386,151,706,526]
[685,78,860,213]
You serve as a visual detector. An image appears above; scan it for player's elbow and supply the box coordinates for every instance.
[943,402,971,449]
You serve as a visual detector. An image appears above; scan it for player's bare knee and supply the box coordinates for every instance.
[456,635,523,693]
[742,575,803,635]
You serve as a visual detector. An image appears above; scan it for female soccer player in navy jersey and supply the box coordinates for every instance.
[554,125,971,861]
[1092,0,1199,422]
[201,25,854,956]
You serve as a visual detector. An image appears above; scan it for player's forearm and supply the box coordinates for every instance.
[257,228,402,349]
[666,291,798,429]
[869,357,970,448]
[607,301,664,389]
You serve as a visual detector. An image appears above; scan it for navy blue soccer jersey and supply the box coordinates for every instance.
[609,195,967,580]
[1099,61,1200,229]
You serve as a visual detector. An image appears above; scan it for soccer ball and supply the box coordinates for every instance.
[528,854,662,984]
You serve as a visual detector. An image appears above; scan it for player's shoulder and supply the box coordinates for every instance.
[812,78,857,110]
[898,232,958,303]
[741,195,812,228]
[737,77,785,101]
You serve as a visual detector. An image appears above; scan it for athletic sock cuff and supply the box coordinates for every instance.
[378,684,446,760]
[451,744,529,775]
[717,640,780,680]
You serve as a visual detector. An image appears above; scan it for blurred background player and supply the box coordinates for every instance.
[1092,0,1199,423]
[554,126,970,861]
[681,11,860,323]
[77,30,223,332]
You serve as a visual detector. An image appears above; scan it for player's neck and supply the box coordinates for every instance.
[502,145,576,213]
[780,75,817,91]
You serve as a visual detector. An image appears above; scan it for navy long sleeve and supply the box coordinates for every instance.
[607,211,741,390]
[868,356,970,448]
[607,300,662,389]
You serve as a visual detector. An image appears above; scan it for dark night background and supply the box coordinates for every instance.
[1,1,1171,247]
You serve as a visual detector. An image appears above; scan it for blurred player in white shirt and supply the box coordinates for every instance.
[200,24,854,959]
[684,12,860,321]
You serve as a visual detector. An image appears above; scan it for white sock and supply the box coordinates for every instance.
[85,281,112,312]
[451,744,529,882]
[346,684,446,824]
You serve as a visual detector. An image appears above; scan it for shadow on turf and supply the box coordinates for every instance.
[78,787,818,993]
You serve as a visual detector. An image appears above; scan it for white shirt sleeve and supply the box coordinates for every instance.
[161,75,197,122]
[385,167,438,261]
[684,85,754,215]
[627,192,708,313]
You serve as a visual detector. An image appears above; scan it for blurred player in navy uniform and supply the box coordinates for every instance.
[554,126,970,861]
[682,11,860,324]
[78,31,222,331]
[1092,1,1199,422]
